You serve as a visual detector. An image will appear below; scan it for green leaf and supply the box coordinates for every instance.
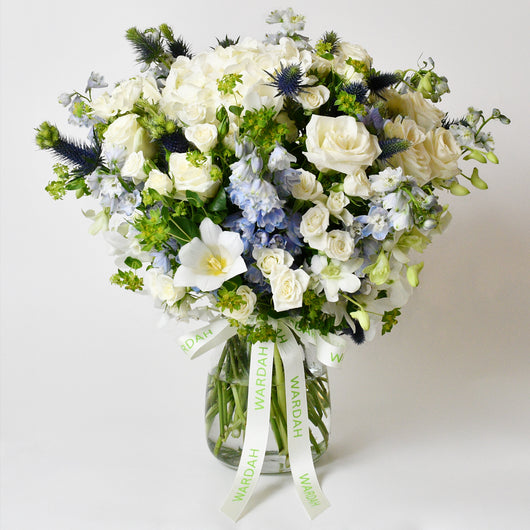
[185,190,204,208]
[169,216,200,245]
[382,308,401,335]
[319,52,334,60]
[124,257,143,270]
[208,187,227,212]
[64,177,86,190]
[229,105,243,116]
[222,276,242,291]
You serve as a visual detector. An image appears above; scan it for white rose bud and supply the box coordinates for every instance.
[304,115,382,174]
[298,85,330,110]
[169,153,220,199]
[222,285,257,323]
[270,266,310,312]
[291,169,324,201]
[253,248,294,278]
[326,191,350,216]
[145,169,174,196]
[184,124,218,153]
[122,152,147,185]
[343,168,373,199]
[300,203,330,250]
[424,127,461,180]
[325,230,355,261]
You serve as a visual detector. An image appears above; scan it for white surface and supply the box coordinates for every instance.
[1,0,530,528]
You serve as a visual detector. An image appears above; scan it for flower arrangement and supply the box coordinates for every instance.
[36,8,508,520]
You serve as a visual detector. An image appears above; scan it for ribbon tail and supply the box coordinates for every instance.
[277,322,330,519]
[178,318,237,359]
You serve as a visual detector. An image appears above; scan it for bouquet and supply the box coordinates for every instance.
[36,8,508,520]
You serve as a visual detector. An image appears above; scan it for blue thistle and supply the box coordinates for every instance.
[266,63,307,99]
[341,322,365,345]
[35,122,101,176]
[167,36,192,59]
[160,130,189,153]
[343,82,368,103]
[215,35,240,48]
[366,71,401,96]
[378,138,412,161]
[125,27,166,65]
[441,114,469,130]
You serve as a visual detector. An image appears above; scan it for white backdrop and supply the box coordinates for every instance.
[1,1,529,529]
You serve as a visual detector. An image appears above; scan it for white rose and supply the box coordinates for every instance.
[269,266,310,312]
[243,83,284,114]
[145,169,174,196]
[343,168,373,199]
[168,153,219,199]
[304,115,382,174]
[184,124,218,153]
[142,76,161,104]
[145,269,186,305]
[424,127,461,180]
[291,170,324,201]
[326,191,350,216]
[122,152,147,185]
[386,90,444,131]
[333,42,372,81]
[325,230,355,261]
[104,114,156,158]
[91,93,115,120]
[298,85,330,110]
[252,247,294,278]
[221,285,257,322]
[300,203,330,250]
[111,78,143,113]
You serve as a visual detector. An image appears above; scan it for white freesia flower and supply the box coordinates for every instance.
[310,255,362,302]
[304,115,381,174]
[269,265,310,312]
[145,169,174,196]
[253,247,294,278]
[300,202,330,250]
[173,217,247,291]
[221,285,257,322]
[145,269,186,306]
[184,123,218,153]
[343,168,373,199]
[168,153,219,199]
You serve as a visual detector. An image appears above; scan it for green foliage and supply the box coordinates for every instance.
[168,215,200,245]
[186,150,207,167]
[240,107,288,155]
[124,256,143,270]
[125,27,167,66]
[134,208,172,251]
[345,58,370,76]
[45,180,67,200]
[35,122,59,149]
[334,91,366,117]
[297,290,337,336]
[216,287,245,312]
[315,30,340,57]
[217,73,242,95]
[382,308,401,335]
[110,270,144,292]
[134,98,177,140]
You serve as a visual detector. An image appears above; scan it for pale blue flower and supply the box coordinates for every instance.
[356,206,391,240]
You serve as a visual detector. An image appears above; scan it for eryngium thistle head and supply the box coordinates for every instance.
[267,63,307,99]
[342,82,369,103]
[167,36,192,59]
[366,72,401,96]
[125,27,165,65]
[160,130,189,153]
[215,35,240,48]
[378,138,411,161]
[318,30,340,54]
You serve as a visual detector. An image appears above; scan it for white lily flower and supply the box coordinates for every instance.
[173,217,247,291]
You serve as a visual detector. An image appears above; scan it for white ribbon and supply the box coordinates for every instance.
[177,318,237,359]
[276,322,330,518]
[221,340,275,521]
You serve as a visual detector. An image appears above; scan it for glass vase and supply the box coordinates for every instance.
[205,333,330,474]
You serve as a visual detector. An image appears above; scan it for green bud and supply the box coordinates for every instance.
[406,262,424,287]
[470,168,488,190]
[464,149,487,163]
[450,182,470,196]
[350,309,370,331]
[417,72,433,98]
[35,121,60,149]
[365,251,390,285]
[486,151,499,164]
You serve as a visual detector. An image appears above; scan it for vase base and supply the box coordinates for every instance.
[207,438,327,474]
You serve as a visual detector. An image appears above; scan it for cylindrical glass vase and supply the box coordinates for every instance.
[205,333,330,473]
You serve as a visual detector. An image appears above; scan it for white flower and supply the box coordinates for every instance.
[145,269,186,306]
[173,217,247,291]
[291,169,323,200]
[310,255,361,302]
[386,90,444,131]
[326,191,350,216]
[297,85,330,110]
[142,76,161,104]
[269,265,310,312]
[343,168,373,199]
[184,124,218,153]
[121,152,147,185]
[325,230,355,261]
[104,114,155,158]
[370,167,406,193]
[423,127,461,180]
[304,115,381,174]
[145,169,174,196]
[221,285,257,322]
[168,153,219,199]
[252,247,294,278]
[300,202,330,250]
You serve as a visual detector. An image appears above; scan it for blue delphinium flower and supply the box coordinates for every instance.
[223,213,256,254]
[151,250,171,273]
[356,206,391,240]
[117,189,142,216]
[383,190,413,231]
[273,168,301,198]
